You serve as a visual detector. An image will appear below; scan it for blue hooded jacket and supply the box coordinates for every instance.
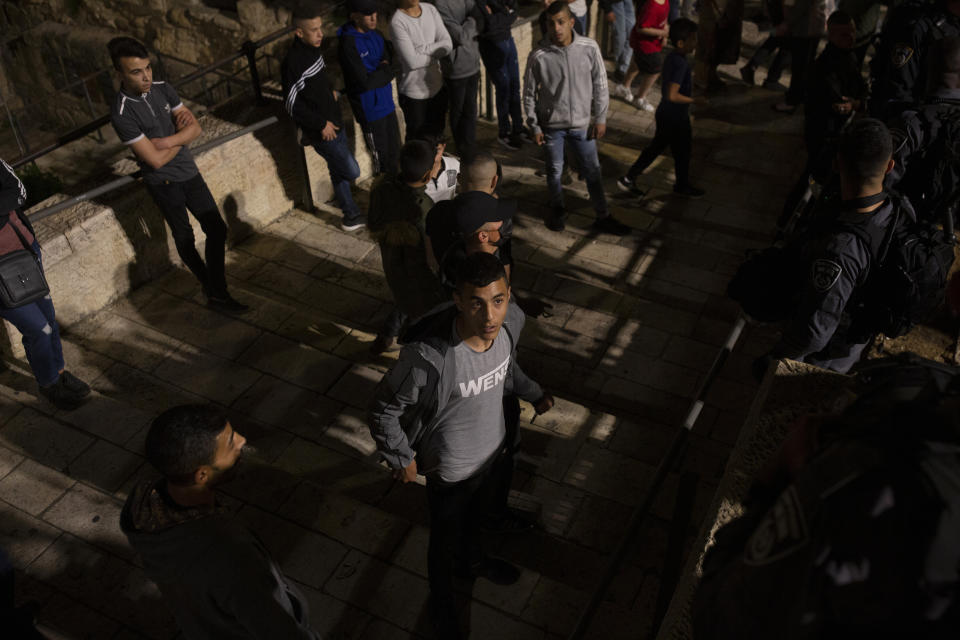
[336,22,396,125]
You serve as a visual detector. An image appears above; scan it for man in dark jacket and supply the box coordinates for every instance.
[477,0,526,149]
[337,0,401,175]
[283,1,365,231]
[121,405,320,639]
[368,252,553,639]
[435,0,483,157]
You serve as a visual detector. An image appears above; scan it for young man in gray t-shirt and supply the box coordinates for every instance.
[369,252,553,639]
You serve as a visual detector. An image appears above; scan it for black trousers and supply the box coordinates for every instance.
[399,88,448,140]
[445,73,479,157]
[626,113,692,188]
[785,37,819,106]
[145,174,229,297]
[362,111,401,176]
[426,442,513,608]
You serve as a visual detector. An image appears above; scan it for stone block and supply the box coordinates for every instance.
[327,365,383,411]
[248,261,316,298]
[294,581,373,639]
[520,476,585,537]
[239,332,351,393]
[278,481,409,559]
[69,439,143,494]
[273,312,352,353]
[520,576,589,635]
[137,293,262,360]
[467,600,547,639]
[358,619,415,640]
[42,483,132,560]
[230,375,342,440]
[295,223,376,264]
[0,408,94,472]
[152,342,262,406]
[389,524,429,578]
[0,500,61,569]
[236,506,349,590]
[90,362,205,415]
[0,444,24,480]
[320,406,379,460]
[563,443,656,507]
[324,549,430,631]
[36,593,122,640]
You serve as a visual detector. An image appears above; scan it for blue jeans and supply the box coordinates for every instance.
[574,13,587,35]
[479,38,523,138]
[311,129,361,218]
[0,244,64,387]
[543,128,608,217]
[612,0,636,76]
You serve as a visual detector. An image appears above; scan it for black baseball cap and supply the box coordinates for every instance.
[348,0,377,15]
[454,191,515,236]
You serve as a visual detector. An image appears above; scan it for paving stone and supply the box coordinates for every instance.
[37,592,122,640]
[295,582,373,639]
[358,619,417,640]
[520,576,589,635]
[153,342,262,405]
[520,476,585,537]
[69,439,143,493]
[597,376,688,424]
[0,444,23,480]
[598,349,700,397]
[231,374,342,439]
[26,534,177,639]
[389,524,429,578]
[327,365,383,410]
[236,506,349,589]
[216,279,299,332]
[324,549,430,631]
[91,363,206,416]
[563,443,656,507]
[0,500,61,569]
[0,408,94,472]
[249,261,316,298]
[75,312,181,372]
[566,494,632,554]
[299,279,385,325]
[274,312,352,353]
[295,222,377,263]
[606,417,676,466]
[279,481,409,559]
[551,278,622,314]
[467,600,547,639]
[138,293,262,360]
[320,406,379,460]
[43,483,132,560]
[53,393,153,446]
[218,460,300,512]
[239,332,351,393]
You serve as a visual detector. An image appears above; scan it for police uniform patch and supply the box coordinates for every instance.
[891,43,914,68]
[811,259,842,293]
[744,485,809,566]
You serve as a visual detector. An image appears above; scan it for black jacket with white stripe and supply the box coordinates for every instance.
[281,36,342,145]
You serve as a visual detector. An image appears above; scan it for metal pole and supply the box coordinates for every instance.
[242,41,265,105]
[78,78,105,143]
[26,116,279,222]
[1,98,27,157]
[567,316,748,640]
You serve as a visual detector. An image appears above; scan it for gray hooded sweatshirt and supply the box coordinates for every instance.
[522,31,609,134]
[434,0,482,80]
[120,479,319,640]
[368,300,543,471]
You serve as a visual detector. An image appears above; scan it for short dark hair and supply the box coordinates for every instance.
[107,37,149,70]
[456,252,508,290]
[292,0,324,24]
[837,118,893,180]
[145,405,228,485]
[669,18,698,45]
[827,10,854,26]
[398,139,436,183]
[545,1,573,20]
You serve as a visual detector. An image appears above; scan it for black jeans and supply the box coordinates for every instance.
[399,88,448,140]
[626,113,693,188]
[362,111,401,175]
[426,443,513,608]
[785,37,819,106]
[145,174,229,297]
[479,38,524,139]
[748,36,790,83]
[446,73,479,157]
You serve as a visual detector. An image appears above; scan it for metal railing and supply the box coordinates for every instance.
[25,116,279,223]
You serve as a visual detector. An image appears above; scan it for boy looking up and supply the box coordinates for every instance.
[617,18,707,199]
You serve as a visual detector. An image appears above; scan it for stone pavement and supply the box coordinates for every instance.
[1,57,804,638]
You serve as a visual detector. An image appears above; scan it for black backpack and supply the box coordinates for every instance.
[894,100,960,225]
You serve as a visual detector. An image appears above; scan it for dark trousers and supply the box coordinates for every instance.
[747,36,790,83]
[479,38,524,138]
[784,37,819,105]
[145,174,228,297]
[399,88,448,140]
[426,443,513,608]
[362,111,401,175]
[626,113,693,188]
[446,73,479,157]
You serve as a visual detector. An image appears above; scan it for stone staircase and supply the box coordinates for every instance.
[0,79,803,639]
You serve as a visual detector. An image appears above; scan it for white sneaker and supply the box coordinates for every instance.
[634,97,655,112]
[611,83,627,98]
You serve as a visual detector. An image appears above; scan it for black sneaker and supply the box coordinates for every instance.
[59,370,91,398]
[498,135,521,151]
[341,214,367,232]
[39,377,88,411]
[739,65,756,85]
[673,184,706,198]
[616,176,645,197]
[207,294,250,313]
[545,208,567,232]
[592,216,632,236]
[469,557,521,586]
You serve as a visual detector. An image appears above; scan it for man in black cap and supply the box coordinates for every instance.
[337,0,401,175]
[368,139,448,354]
[425,150,514,289]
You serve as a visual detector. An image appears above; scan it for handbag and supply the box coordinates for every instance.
[0,219,49,308]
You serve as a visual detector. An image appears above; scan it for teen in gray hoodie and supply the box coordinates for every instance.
[435,0,483,156]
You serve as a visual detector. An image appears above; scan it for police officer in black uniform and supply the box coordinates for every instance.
[870,0,960,120]
[763,119,901,374]
[888,36,960,224]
